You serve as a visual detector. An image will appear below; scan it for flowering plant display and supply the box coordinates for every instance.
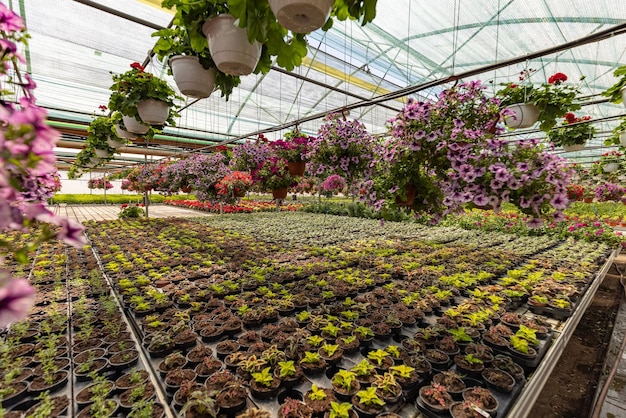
[0,3,86,326]
[187,153,232,202]
[108,62,181,127]
[87,178,114,190]
[566,184,585,202]
[497,70,582,131]
[215,171,253,199]
[271,130,312,163]
[231,135,274,172]
[320,174,346,195]
[547,113,596,148]
[292,177,318,195]
[306,115,375,198]
[362,81,572,226]
[363,81,500,215]
[595,182,625,202]
[596,150,623,165]
[253,157,294,190]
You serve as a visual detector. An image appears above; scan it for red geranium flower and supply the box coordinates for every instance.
[548,72,567,84]
[130,62,144,71]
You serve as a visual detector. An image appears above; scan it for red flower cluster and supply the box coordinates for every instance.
[548,72,567,84]
[130,62,144,71]
[566,184,585,201]
[98,104,107,111]
[564,112,591,124]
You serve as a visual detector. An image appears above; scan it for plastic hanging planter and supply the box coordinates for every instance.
[202,14,261,76]
[503,103,539,129]
[169,55,217,99]
[136,99,169,125]
[268,0,335,33]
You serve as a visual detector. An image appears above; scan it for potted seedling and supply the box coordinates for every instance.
[330,369,360,401]
[351,386,385,417]
[250,367,280,399]
[304,384,336,416]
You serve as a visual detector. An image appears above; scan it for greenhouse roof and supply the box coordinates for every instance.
[10,0,626,170]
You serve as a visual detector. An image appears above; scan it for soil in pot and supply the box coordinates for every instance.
[76,380,115,408]
[418,384,454,414]
[119,382,156,410]
[216,383,248,415]
[29,370,69,394]
[305,387,336,416]
[115,369,149,392]
[481,367,515,393]
[24,394,70,417]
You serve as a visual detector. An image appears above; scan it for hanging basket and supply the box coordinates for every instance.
[122,116,149,135]
[107,137,125,149]
[272,187,289,199]
[94,148,112,158]
[169,55,217,98]
[619,131,626,147]
[89,157,102,165]
[202,14,261,76]
[562,143,585,152]
[503,103,539,129]
[621,86,626,108]
[268,0,334,33]
[137,99,169,125]
[287,161,306,176]
[603,163,619,173]
[395,184,416,207]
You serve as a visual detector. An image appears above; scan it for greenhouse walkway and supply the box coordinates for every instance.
[52,203,212,222]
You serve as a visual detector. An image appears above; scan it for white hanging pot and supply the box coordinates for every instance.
[562,143,585,152]
[603,163,619,173]
[621,86,626,108]
[169,55,217,98]
[115,124,134,139]
[137,99,169,125]
[89,157,102,165]
[503,103,539,129]
[107,137,125,149]
[268,0,334,33]
[202,14,261,76]
[122,116,149,135]
[619,131,626,147]
[94,148,112,158]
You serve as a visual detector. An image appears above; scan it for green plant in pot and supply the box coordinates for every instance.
[547,112,596,151]
[602,65,626,105]
[86,115,117,157]
[152,25,240,99]
[108,62,181,128]
[497,70,583,132]
[160,0,378,77]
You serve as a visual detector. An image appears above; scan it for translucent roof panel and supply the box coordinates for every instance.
[7,0,626,168]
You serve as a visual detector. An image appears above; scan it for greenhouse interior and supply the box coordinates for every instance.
[2,0,626,417]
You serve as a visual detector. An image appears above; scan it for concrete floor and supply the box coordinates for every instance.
[52,203,212,222]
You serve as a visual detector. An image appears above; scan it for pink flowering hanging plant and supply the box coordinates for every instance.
[320,174,346,195]
[253,157,295,190]
[0,3,86,326]
[306,114,375,190]
[231,134,275,172]
[362,81,573,226]
[270,130,312,163]
[87,177,114,190]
